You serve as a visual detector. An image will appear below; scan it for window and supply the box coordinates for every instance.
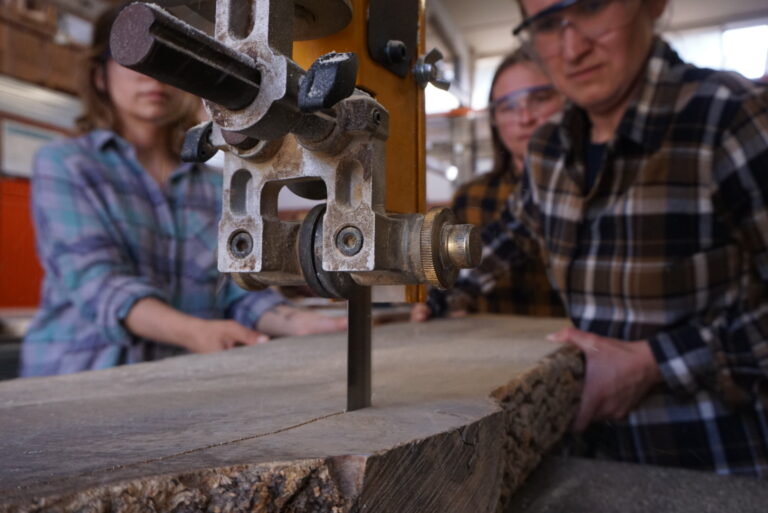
[722,25,768,79]
[666,22,768,80]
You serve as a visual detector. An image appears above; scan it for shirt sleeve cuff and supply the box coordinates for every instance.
[426,288,449,318]
[647,324,717,396]
[228,288,288,329]
[105,278,168,345]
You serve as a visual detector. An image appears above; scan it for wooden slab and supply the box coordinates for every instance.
[0,315,583,512]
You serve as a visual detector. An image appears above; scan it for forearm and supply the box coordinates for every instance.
[124,297,202,350]
[32,159,170,344]
[458,209,540,298]
[256,304,347,336]
[222,282,287,327]
[426,286,474,318]
[647,309,767,405]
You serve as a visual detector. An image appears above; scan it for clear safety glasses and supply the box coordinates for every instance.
[490,85,560,124]
[512,0,642,59]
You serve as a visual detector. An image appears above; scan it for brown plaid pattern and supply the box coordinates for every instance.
[458,39,768,476]
[448,169,565,316]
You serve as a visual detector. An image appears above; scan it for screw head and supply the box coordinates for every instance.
[384,40,407,64]
[370,108,382,125]
[229,231,253,259]
[335,226,364,256]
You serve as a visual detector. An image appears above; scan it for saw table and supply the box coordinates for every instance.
[0,316,582,512]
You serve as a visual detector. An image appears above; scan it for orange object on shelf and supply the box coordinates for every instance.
[0,177,42,307]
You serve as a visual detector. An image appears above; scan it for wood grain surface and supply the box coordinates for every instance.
[0,315,583,512]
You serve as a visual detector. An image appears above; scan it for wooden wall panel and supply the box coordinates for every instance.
[0,3,83,95]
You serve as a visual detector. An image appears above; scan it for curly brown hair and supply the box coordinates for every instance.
[75,2,199,156]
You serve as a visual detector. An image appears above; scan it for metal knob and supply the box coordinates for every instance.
[445,224,481,269]
[413,48,451,90]
[298,52,359,113]
[420,207,481,289]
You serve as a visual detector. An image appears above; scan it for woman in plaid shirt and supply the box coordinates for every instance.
[22,5,345,376]
[413,49,566,320]
[459,0,768,475]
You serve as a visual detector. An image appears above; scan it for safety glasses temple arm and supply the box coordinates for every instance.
[512,0,583,35]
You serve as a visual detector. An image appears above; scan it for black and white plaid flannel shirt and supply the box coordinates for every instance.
[458,38,768,476]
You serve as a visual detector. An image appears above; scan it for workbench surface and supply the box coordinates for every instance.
[0,315,582,513]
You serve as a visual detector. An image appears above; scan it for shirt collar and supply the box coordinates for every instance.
[558,37,686,153]
[91,129,121,151]
[89,129,197,178]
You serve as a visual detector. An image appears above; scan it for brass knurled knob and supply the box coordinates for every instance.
[445,224,481,269]
[420,207,481,289]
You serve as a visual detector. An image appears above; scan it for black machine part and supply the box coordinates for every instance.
[298,52,359,113]
[367,0,419,77]
[298,204,371,411]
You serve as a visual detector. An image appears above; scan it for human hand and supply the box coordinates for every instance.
[186,319,269,353]
[256,305,347,337]
[548,326,662,433]
[410,302,468,322]
[410,303,432,322]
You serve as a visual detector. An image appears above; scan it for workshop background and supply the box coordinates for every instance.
[1,0,767,380]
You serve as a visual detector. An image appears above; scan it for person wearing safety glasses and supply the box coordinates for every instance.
[457,0,768,475]
[412,48,566,321]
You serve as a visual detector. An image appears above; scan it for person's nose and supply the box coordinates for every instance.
[561,22,592,62]
[133,70,166,88]
[517,104,535,126]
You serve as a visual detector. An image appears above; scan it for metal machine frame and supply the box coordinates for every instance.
[110,0,480,410]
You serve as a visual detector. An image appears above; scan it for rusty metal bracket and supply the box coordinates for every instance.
[367,0,419,78]
[111,0,481,413]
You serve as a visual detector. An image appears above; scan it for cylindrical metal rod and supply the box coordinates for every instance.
[110,2,260,110]
[347,286,372,411]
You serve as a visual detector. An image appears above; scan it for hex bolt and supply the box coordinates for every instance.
[229,231,254,259]
[336,226,364,256]
[370,108,382,126]
[384,40,407,64]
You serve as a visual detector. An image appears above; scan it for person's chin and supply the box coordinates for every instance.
[508,144,527,159]
[566,63,603,83]
[559,69,608,99]
[567,84,615,111]
[137,109,176,125]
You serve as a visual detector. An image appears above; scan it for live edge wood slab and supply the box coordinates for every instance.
[0,316,583,513]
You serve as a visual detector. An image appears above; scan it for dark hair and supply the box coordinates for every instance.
[488,47,535,175]
[75,2,199,156]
